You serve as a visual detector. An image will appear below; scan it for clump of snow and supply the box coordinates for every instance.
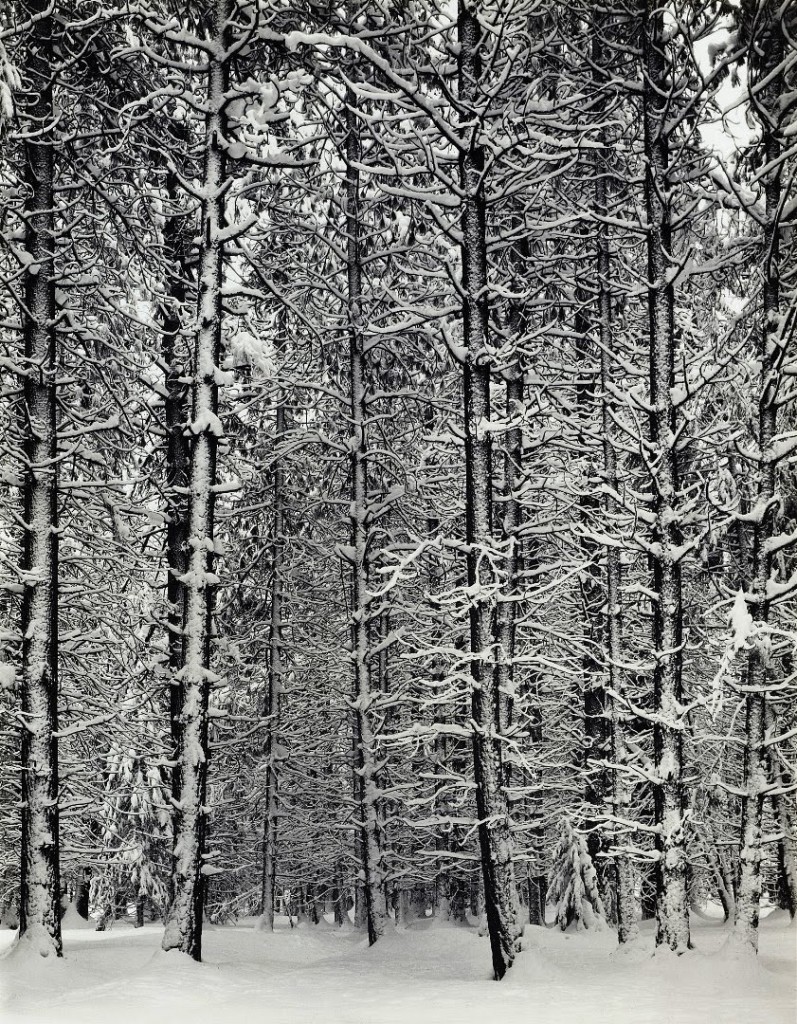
[0,40,20,126]
[189,409,224,437]
[709,591,760,717]
[0,662,15,690]
[729,590,755,652]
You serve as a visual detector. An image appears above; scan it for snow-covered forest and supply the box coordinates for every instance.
[0,0,795,1020]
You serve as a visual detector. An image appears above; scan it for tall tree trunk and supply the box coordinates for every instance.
[733,2,787,952]
[458,2,519,980]
[163,0,230,960]
[159,151,191,916]
[597,208,638,946]
[495,370,523,779]
[260,399,286,930]
[574,296,609,869]
[162,177,191,728]
[641,0,690,953]
[592,14,637,944]
[344,86,387,946]
[17,0,62,958]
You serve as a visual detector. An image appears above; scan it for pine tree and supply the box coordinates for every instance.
[549,817,607,932]
[161,0,233,960]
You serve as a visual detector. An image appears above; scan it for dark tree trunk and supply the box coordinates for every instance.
[260,399,286,930]
[733,4,788,952]
[161,154,191,815]
[495,370,524,784]
[767,708,797,918]
[527,872,546,928]
[158,133,192,921]
[574,294,609,868]
[163,0,231,961]
[591,14,638,944]
[333,863,348,927]
[75,868,91,921]
[458,2,520,980]
[641,0,690,953]
[344,84,387,946]
[17,0,62,959]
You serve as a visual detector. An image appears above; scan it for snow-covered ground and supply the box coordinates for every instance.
[0,908,794,1024]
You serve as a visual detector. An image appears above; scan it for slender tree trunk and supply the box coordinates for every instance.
[601,409,638,942]
[394,882,411,929]
[641,0,690,953]
[495,370,523,778]
[433,721,452,923]
[161,158,191,790]
[163,0,231,960]
[774,789,797,919]
[17,0,62,958]
[424,399,459,922]
[574,298,609,869]
[344,86,387,946]
[767,709,797,918]
[592,17,637,943]
[702,822,735,922]
[75,868,91,921]
[159,150,191,920]
[514,541,546,928]
[733,6,786,950]
[260,400,286,930]
[458,2,519,980]
[333,863,348,927]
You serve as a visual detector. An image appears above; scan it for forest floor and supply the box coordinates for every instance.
[0,905,794,1024]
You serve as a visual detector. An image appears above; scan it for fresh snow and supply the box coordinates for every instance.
[0,910,793,1024]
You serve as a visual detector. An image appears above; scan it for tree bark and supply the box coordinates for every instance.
[260,399,286,930]
[767,708,797,918]
[75,868,91,921]
[733,4,787,951]
[592,14,638,944]
[162,0,231,961]
[458,1,519,980]
[157,138,192,922]
[495,370,523,781]
[161,155,191,794]
[597,178,638,946]
[333,863,348,927]
[17,0,62,958]
[641,0,690,953]
[344,84,387,946]
[574,294,609,869]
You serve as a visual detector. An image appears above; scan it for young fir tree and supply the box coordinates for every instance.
[549,817,607,932]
